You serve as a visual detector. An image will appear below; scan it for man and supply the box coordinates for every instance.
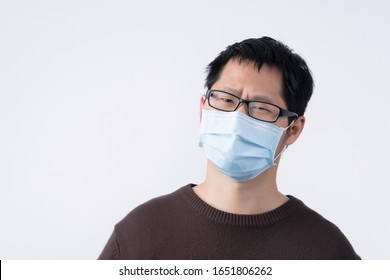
[99,37,360,259]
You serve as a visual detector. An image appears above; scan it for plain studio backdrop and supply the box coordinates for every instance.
[0,0,389,260]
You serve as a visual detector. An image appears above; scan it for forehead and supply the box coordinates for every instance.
[214,59,285,106]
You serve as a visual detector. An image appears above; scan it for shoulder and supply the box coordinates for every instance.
[288,196,360,259]
[293,198,346,237]
[107,184,193,259]
[115,184,191,234]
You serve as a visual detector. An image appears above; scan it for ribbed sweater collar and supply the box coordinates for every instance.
[180,184,303,227]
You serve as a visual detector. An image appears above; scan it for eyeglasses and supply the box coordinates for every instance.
[205,89,298,123]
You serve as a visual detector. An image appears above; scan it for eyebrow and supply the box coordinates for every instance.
[219,86,275,104]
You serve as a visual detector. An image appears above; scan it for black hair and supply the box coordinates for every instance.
[205,37,314,117]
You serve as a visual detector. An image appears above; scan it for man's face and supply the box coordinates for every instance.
[203,59,289,127]
[201,58,303,161]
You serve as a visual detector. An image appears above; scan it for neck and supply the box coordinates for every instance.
[193,161,288,215]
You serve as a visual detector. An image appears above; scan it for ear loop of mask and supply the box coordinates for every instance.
[272,119,296,166]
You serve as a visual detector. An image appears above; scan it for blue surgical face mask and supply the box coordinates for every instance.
[198,109,292,182]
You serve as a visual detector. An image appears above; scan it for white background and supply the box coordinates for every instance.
[0,0,389,259]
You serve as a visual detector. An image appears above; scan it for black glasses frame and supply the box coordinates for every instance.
[205,89,298,123]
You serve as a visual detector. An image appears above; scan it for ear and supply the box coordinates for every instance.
[200,94,206,112]
[285,116,305,146]
[199,94,206,122]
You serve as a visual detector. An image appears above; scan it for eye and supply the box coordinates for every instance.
[208,90,238,110]
[221,97,234,103]
[209,92,235,103]
[251,105,271,112]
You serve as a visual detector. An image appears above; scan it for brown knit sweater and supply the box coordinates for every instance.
[98,184,360,260]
